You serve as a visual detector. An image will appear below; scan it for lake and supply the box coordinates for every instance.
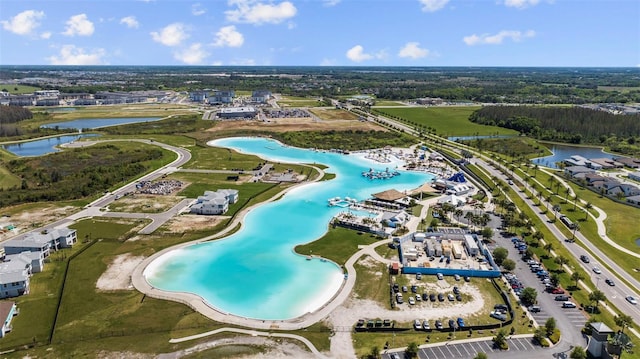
[1,134,99,157]
[531,143,611,169]
[144,137,435,320]
[41,117,162,130]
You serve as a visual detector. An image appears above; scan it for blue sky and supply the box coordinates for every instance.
[1,0,638,66]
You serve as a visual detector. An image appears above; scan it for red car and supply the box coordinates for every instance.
[551,288,565,294]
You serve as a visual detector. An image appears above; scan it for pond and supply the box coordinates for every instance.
[41,117,162,130]
[531,143,612,169]
[1,134,100,157]
[144,137,435,320]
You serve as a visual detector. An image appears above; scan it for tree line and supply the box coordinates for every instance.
[469,106,640,146]
[0,106,33,137]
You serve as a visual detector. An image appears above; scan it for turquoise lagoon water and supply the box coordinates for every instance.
[42,117,161,130]
[1,134,99,156]
[145,137,435,320]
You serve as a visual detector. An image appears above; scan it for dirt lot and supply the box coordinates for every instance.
[309,108,361,121]
[108,194,186,213]
[207,117,385,134]
[0,205,77,240]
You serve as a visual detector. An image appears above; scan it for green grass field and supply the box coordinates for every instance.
[372,101,406,106]
[0,84,41,94]
[295,227,379,265]
[377,107,518,137]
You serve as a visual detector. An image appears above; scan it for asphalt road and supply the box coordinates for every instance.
[476,157,640,326]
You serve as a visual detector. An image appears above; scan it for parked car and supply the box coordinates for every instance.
[605,279,615,286]
[411,285,418,293]
[415,294,421,302]
[551,288,565,294]
[414,319,422,330]
[448,294,455,301]
[448,319,456,329]
[435,320,443,329]
[490,311,507,321]
[402,286,408,292]
[580,255,590,263]
[494,304,508,312]
[456,294,462,301]
[436,272,444,280]
[464,276,471,282]
[555,295,570,301]
[453,286,460,294]
[356,319,365,327]
[626,296,638,305]
[396,293,403,304]
[438,293,445,301]
[408,296,416,305]
[429,293,436,302]
[391,353,400,359]
[457,317,465,328]
[392,283,399,293]
[422,293,429,301]
[422,320,431,330]
[562,301,577,308]
[416,273,422,280]
[454,274,461,281]
[592,267,602,274]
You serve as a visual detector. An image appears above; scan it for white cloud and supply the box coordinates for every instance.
[398,42,429,59]
[151,23,189,46]
[226,0,297,25]
[211,60,223,66]
[120,16,139,29]
[1,10,45,36]
[346,45,373,62]
[173,43,208,64]
[213,26,244,47]
[47,45,106,65]
[503,0,540,9]
[63,14,94,36]
[418,0,449,12]
[463,30,536,45]
[40,31,52,39]
[323,0,341,6]
[192,3,207,16]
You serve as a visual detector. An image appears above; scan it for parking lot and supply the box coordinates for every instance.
[382,336,546,359]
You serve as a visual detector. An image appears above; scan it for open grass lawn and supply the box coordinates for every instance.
[308,108,360,121]
[378,107,518,137]
[46,103,195,121]
[0,164,21,190]
[0,84,40,94]
[181,144,263,171]
[353,256,394,306]
[372,101,406,106]
[295,227,379,265]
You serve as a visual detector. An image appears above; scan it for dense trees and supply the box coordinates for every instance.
[0,144,165,207]
[520,287,537,307]
[0,106,33,137]
[492,247,508,266]
[469,106,640,152]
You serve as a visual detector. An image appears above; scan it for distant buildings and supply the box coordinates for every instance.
[1,90,170,107]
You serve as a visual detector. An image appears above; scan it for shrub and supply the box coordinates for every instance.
[549,328,561,344]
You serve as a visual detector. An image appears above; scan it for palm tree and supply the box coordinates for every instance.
[464,211,474,227]
[584,202,592,220]
[609,331,634,359]
[573,194,579,211]
[554,255,568,270]
[544,242,554,257]
[589,290,606,312]
[571,271,584,289]
[614,314,633,334]
[454,209,463,223]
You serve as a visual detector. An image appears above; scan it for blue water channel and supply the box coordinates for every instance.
[1,134,99,157]
[2,117,163,156]
[145,137,435,320]
[531,144,611,169]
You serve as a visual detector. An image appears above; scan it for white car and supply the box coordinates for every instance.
[408,296,416,305]
[592,267,602,274]
[626,296,638,305]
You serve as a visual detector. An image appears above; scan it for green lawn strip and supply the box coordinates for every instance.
[375,107,517,137]
[295,227,379,265]
[353,256,394,307]
[372,101,406,106]
[277,100,325,107]
[0,164,21,190]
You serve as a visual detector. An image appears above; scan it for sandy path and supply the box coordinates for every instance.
[96,254,145,291]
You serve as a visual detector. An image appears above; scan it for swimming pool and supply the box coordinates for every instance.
[144,137,435,320]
